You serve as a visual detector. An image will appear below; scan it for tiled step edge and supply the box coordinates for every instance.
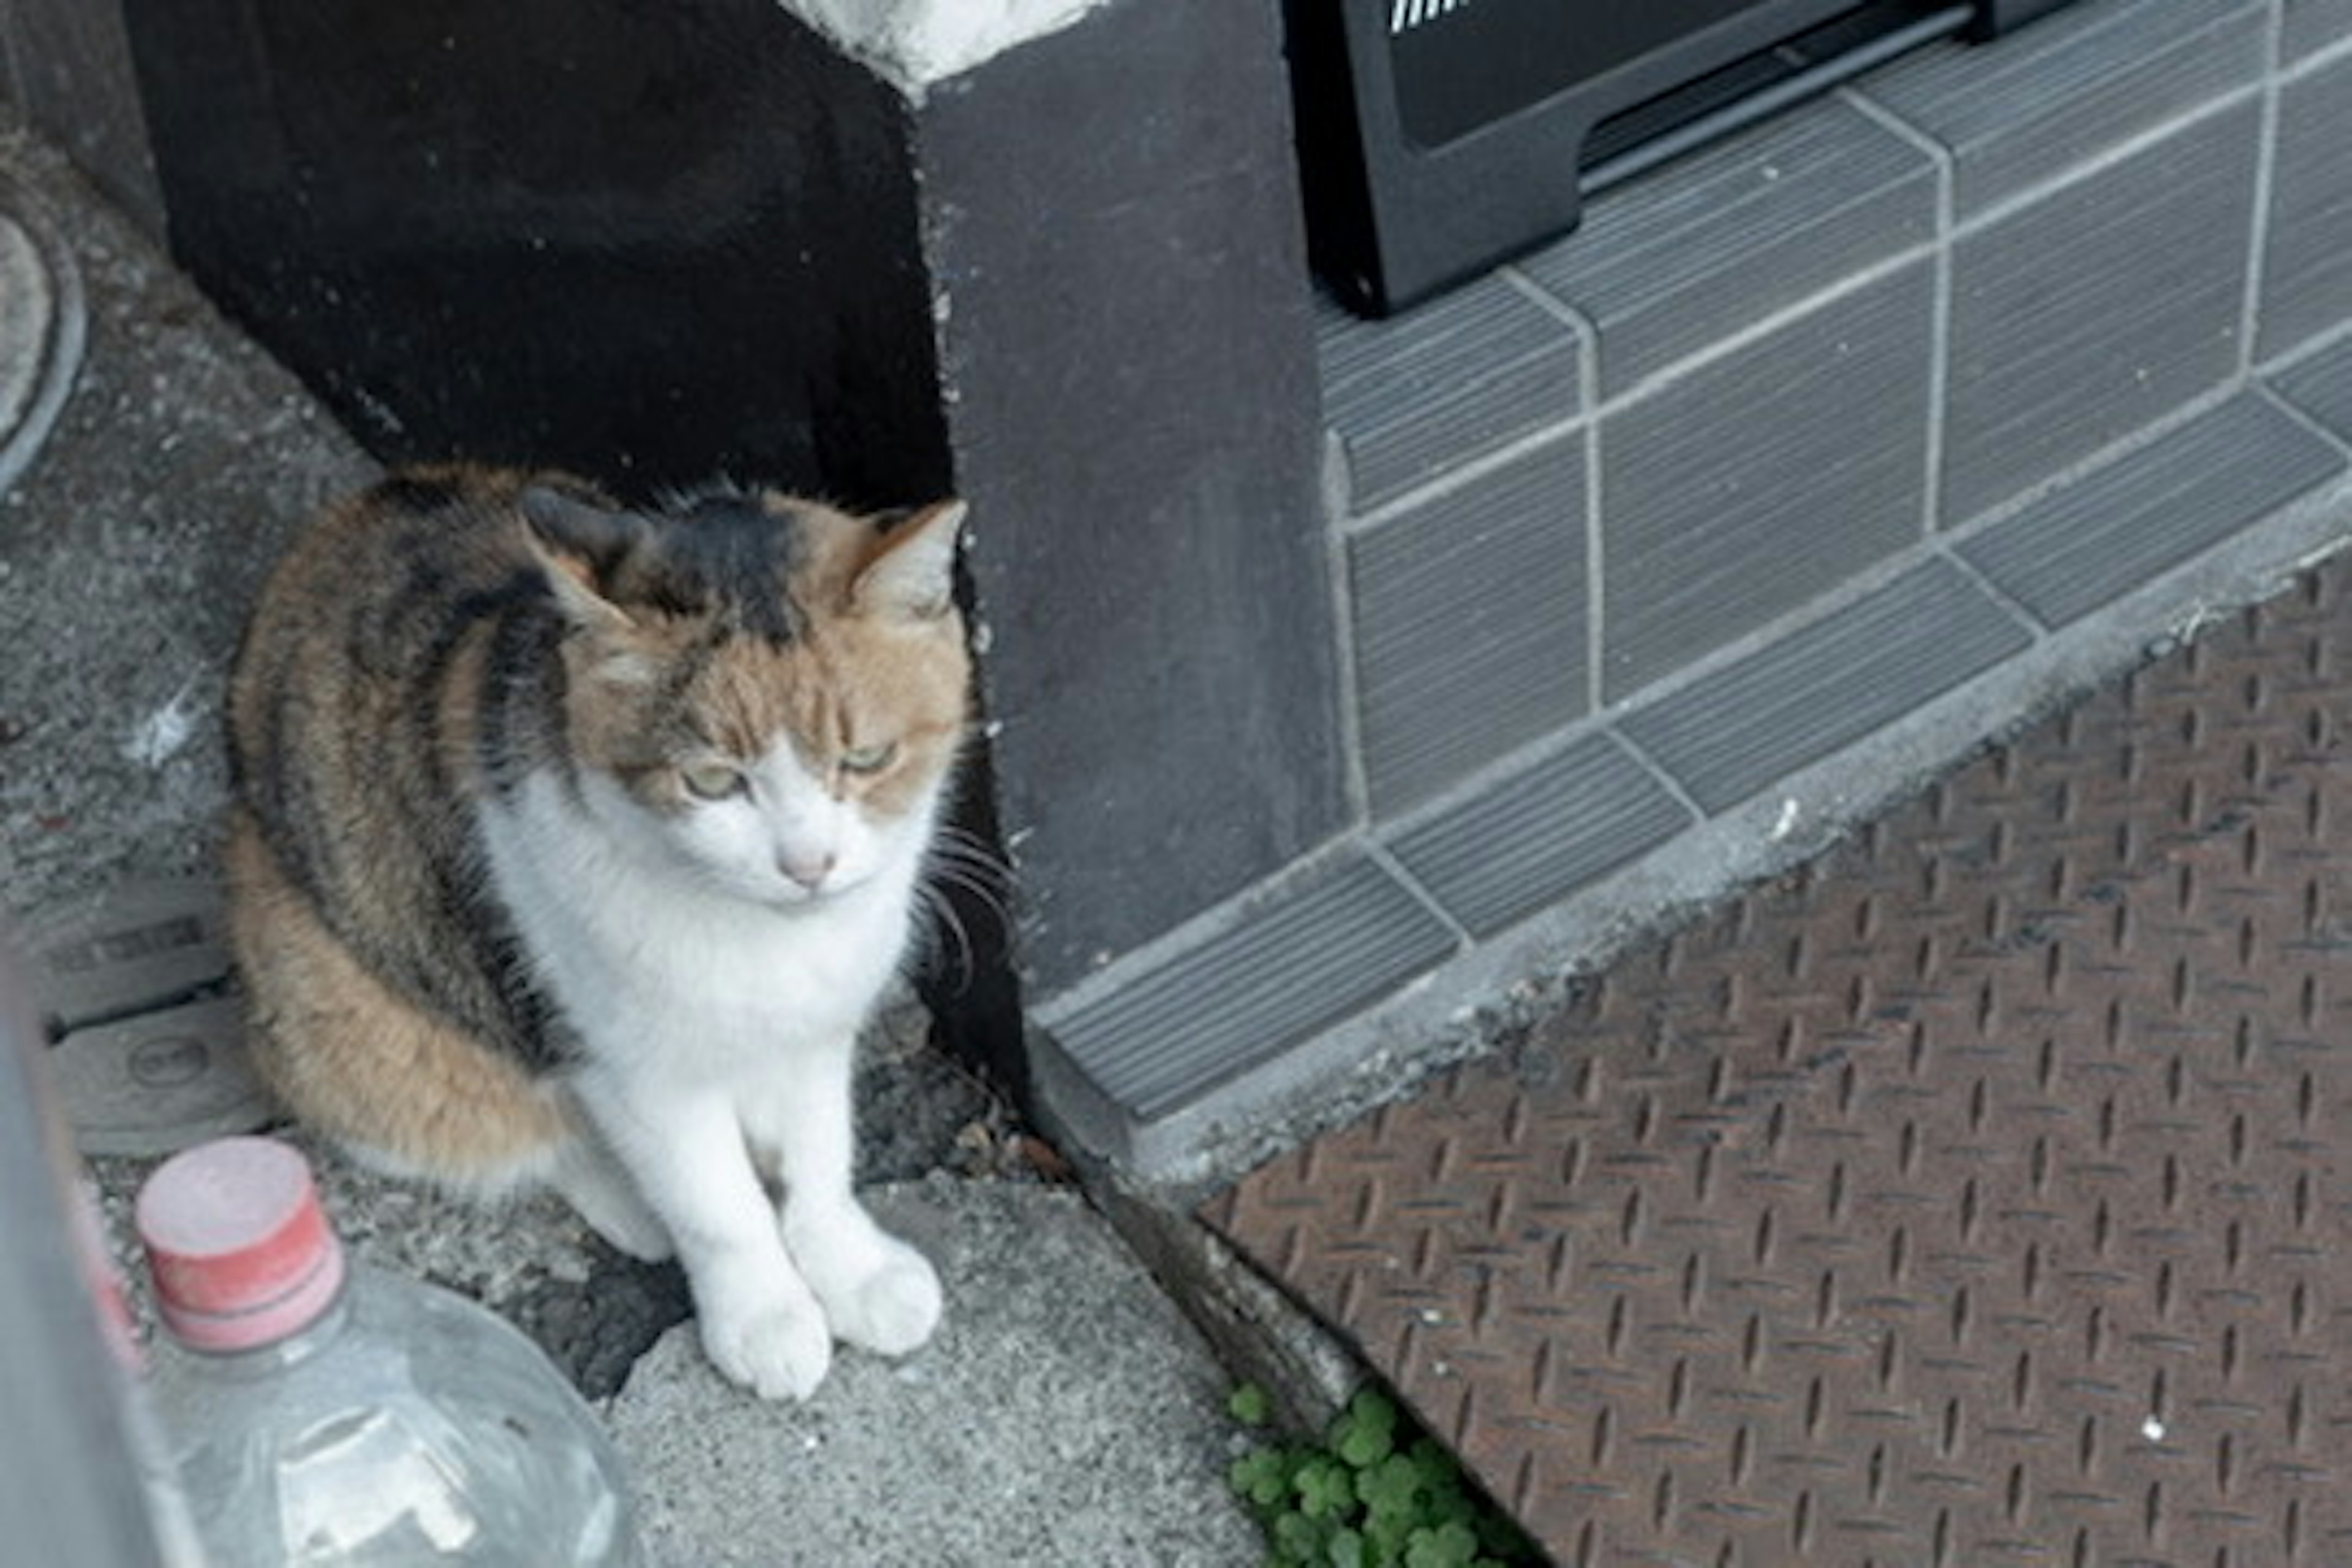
[1030,384,2352,1187]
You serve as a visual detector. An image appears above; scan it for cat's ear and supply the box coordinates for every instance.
[852,499,967,622]
[518,486,651,629]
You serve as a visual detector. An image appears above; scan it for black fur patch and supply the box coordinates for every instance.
[645,494,804,645]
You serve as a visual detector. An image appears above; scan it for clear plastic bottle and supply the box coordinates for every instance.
[135,1136,645,1566]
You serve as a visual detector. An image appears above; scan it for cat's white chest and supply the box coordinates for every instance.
[647,881,902,1051]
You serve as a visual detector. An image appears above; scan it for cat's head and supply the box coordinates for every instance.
[516,483,971,908]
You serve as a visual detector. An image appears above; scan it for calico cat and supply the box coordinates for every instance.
[224,464,972,1400]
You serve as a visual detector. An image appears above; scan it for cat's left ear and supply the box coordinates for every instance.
[518,485,653,629]
[853,500,968,621]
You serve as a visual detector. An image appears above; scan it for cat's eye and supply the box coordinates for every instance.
[679,763,748,801]
[840,741,899,776]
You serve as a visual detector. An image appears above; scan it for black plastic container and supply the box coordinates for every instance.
[1286,0,2081,315]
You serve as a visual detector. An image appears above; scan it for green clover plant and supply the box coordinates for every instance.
[1226,1385,1539,1568]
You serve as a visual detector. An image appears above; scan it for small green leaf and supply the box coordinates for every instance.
[1327,1528,1369,1568]
[1335,1420,1394,1471]
[1365,1506,1416,1564]
[1229,1382,1275,1428]
[1403,1520,1481,1568]
[1231,1449,1297,1511]
[1357,1453,1427,1521]
[1275,1509,1330,1561]
[1295,1457,1354,1520]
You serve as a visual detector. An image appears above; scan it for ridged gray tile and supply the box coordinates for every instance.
[1958,394,2346,627]
[2285,0,2352,61]
[2260,55,2352,361]
[1855,0,2264,217]
[1317,278,1583,514]
[1600,262,1934,702]
[1044,854,1457,1121]
[1943,102,2259,526]
[1351,436,1588,816]
[1385,733,1693,938]
[1517,97,1934,397]
[2274,334,2352,442]
[1621,560,2030,814]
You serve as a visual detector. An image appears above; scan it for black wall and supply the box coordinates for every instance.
[120,0,950,507]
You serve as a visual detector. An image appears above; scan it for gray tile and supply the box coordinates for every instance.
[1958,393,2346,626]
[2260,55,2352,361]
[1943,101,2260,526]
[1517,96,1934,397]
[1855,0,2265,217]
[1384,733,1693,938]
[1351,436,1588,816]
[2274,334,2352,442]
[1317,278,1583,514]
[1042,853,1458,1122]
[1621,560,2030,815]
[1600,262,1934,703]
[2284,0,2352,62]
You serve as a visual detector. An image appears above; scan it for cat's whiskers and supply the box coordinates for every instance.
[930,824,1012,878]
[913,883,978,992]
[922,846,1013,937]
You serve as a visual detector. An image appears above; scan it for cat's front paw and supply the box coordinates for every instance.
[698,1296,833,1401]
[815,1238,943,1358]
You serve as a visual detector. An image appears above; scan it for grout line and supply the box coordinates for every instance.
[2239,1,2286,379]
[1594,241,1937,413]
[1934,376,2256,542]
[1956,78,2266,236]
[1340,70,2278,540]
[1333,415,1588,537]
[1361,551,1971,846]
[1581,384,1607,717]
[1932,537,2052,643]
[1838,83,1958,543]
[1028,832,1385,1025]
[1602,723,1708,826]
[1047,425,2352,1042]
[1343,378,2302,867]
[1357,839,1474,951]
[2285,21,2352,78]
[1319,450,1376,830]
[1357,712,1659,858]
[2253,378,2352,460]
[1342,241,1942,540]
[1499,273,1612,720]
[2255,311,2352,380]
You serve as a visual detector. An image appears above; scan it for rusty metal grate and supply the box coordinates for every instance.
[1207,560,2352,1566]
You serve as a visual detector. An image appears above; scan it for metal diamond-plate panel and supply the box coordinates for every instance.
[1208,559,2352,1566]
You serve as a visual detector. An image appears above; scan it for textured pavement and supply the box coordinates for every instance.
[1211,559,2352,1565]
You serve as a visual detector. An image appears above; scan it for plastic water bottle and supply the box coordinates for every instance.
[135,1136,645,1566]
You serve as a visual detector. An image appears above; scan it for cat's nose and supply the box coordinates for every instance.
[778,849,837,891]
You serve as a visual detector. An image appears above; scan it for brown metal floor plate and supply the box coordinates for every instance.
[1207,561,2352,1566]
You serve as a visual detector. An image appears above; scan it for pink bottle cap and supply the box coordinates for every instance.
[135,1136,347,1352]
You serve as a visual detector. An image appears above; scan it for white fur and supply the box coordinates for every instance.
[477,740,949,1400]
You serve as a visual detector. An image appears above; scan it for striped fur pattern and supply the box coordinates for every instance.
[226,464,972,1398]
